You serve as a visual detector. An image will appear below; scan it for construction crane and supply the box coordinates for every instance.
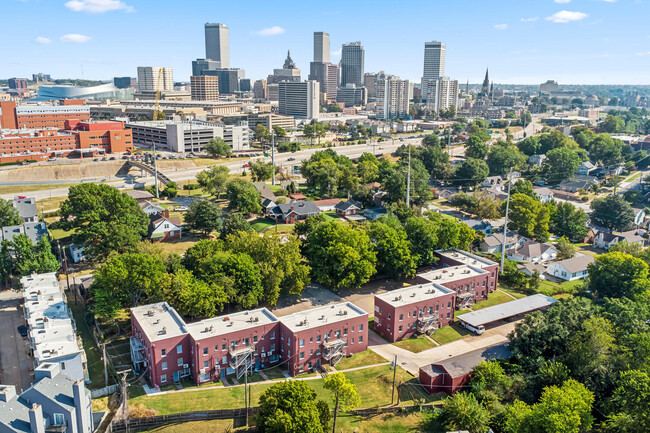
[153,67,164,121]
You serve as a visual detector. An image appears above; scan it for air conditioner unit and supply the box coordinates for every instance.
[267,351,272,356]
[183,364,189,369]
[261,353,266,358]
[200,368,207,373]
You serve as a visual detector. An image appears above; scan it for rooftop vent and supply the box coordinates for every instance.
[147,310,154,316]
[160,327,166,335]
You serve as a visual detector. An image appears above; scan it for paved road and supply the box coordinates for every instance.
[0,290,34,392]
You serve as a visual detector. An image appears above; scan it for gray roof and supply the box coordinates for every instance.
[1,222,48,244]
[509,240,555,258]
[463,219,491,230]
[482,231,524,247]
[271,201,321,217]
[555,254,595,273]
[458,294,557,328]
[12,197,38,221]
[335,200,362,212]
[124,190,154,200]
[420,343,512,379]
[533,187,554,196]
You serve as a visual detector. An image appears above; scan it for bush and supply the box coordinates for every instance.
[183,183,201,190]
[129,403,157,418]
[581,195,589,202]
[274,189,288,197]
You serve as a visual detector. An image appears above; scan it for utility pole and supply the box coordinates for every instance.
[447,128,451,156]
[100,342,108,387]
[120,371,130,433]
[244,363,249,426]
[406,145,411,207]
[391,354,397,405]
[271,129,276,186]
[153,141,159,199]
[500,168,513,275]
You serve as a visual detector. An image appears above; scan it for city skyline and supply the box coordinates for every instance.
[2,0,650,84]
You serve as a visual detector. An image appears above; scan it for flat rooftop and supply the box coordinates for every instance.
[20,272,59,290]
[421,343,512,378]
[436,249,498,269]
[30,322,76,345]
[25,300,70,322]
[186,308,279,340]
[33,339,82,362]
[280,302,368,332]
[418,265,487,285]
[458,294,557,328]
[131,302,188,342]
[375,282,454,307]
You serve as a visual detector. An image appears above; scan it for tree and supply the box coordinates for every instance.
[420,145,455,180]
[590,194,635,231]
[454,158,489,187]
[197,165,230,199]
[220,212,253,239]
[254,124,271,144]
[0,199,21,226]
[551,202,589,241]
[185,199,222,236]
[165,268,228,319]
[588,251,649,299]
[517,136,540,156]
[510,179,537,198]
[324,373,361,433]
[441,392,491,433]
[366,216,416,279]
[303,124,315,146]
[506,194,550,241]
[199,250,263,308]
[486,143,526,176]
[226,179,262,215]
[249,159,275,182]
[382,159,432,205]
[602,370,650,433]
[91,253,169,318]
[556,237,576,260]
[313,122,326,146]
[4,235,59,278]
[257,380,326,433]
[305,222,376,290]
[590,134,622,168]
[422,134,441,148]
[600,115,624,133]
[59,184,149,259]
[204,137,232,158]
[161,181,178,198]
[544,147,584,184]
[404,217,439,266]
[357,159,379,184]
[272,125,287,140]
[470,360,510,401]
[465,135,489,160]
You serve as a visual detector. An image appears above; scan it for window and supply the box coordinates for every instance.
[388,313,391,320]
[270,344,276,351]
[310,337,313,343]
[60,361,66,370]
[162,361,168,370]
[222,344,226,351]
[387,324,391,331]
[177,345,183,354]
[177,357,183,367]
[447,302,451,308]
[300,351,305,359]
[161,374,167,383]
[335,330,341,338]
[270,331,275,339]
[435,305,439,311]
[413,310,417,317]
[399,314,403,321]
[215,345,219,352]
[222,356,227,364]
[344,328,348,336]
[203,360,209,368]
[428,307,433,314]
[300,339,305,347]
[316,335,321,343]
[316,348,321,355]
[310,349,313,355]
[359,336,363,343]
[253,336,258,343]
[161,348,167,357]
[359,324,363,332]
[203,348,208,356]
[244,338,249,346]
[53,413,65,426]
[398,325,403,332]
[447,313,451,319]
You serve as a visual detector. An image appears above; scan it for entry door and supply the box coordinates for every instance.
[173,371,180,382]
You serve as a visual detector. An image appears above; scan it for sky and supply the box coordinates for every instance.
[2,0,650,85]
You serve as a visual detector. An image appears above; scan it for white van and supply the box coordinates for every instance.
[462,322,485,335]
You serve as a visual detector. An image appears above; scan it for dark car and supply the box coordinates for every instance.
[17,325,28,338]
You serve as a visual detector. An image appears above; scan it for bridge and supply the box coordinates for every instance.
[127,161,173,186]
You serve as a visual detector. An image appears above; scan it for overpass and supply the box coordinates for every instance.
[127,161,172,186]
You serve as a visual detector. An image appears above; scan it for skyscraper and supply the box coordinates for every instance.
[314,32,330,63]
[426,77,459,113]
[137,67,173,92]
[421,41,446,99]
[340,42,365,86]
[278,81,320,119]
[375,73,410,119]
[205,23,229,68]
[191,75,219,101]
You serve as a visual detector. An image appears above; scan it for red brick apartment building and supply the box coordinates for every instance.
[374,282,456,342]
[130,302,369,387]
[0,100,91,129]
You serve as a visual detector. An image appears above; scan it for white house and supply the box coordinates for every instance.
[139,200,165,216]
[481,176,504,190]
[533,187,555,204]
[593,230,645,250]
[529,154,546,167]
[480,231,528,254]
[507,240,557,264]
[70,244,86,264]
[149,213,182,242]
[576,161,596,176]
[547,254,594,281]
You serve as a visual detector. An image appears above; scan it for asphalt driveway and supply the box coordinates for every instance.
[0,290,34,391]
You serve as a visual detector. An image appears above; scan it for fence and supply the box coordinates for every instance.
[108,408,257,432]
[90,384,120,399]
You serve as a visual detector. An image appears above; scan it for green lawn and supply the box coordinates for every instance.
[470,290,514,311]
[321,212,340,221]
[336,349,387,370]
[262,366,287,380]
[626,172,642,182]
[393,336,437,353]
[430,323,470,345]
[0,183,78,195]
[131,365,428,415]
[498,285,529,299]
[250,217,275,232]
[538,279,584,297]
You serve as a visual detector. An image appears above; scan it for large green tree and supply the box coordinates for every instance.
[257,381,327,433]
[204,137,232,158]
[165,268,228,319]
[184,199,222,236]
[551,202,589,241]
[219,212,253,239]
[226,179,262,215]
[59,184,149,259]
[588,252,649,299]
[441,392,491,433]
[2,235,59,278]
[465,135,489,160]
[0,198,21,226]
[486,143,526,176]
[366,216,416,279]
[590,194,635,231]
[197,165,230,199]
[249,159,275,182]
[544,147,584,184]
[505,194,550,241]
[453,158,489,187]
[324,373,361,433]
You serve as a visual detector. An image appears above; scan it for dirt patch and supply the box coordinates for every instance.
[0,161,127,182]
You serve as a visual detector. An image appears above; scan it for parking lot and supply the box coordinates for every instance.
[0,290,34,391]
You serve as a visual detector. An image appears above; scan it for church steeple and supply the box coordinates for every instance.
[283,50,296,69]
[481,68,490,97]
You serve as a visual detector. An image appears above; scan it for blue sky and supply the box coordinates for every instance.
[2,0,650,84]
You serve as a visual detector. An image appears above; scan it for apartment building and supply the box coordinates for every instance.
[190,75,220,101]
[0,101,91,130]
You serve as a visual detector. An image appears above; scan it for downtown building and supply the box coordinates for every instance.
[425,76,459,113]
[137,66,174,92]
[190,75,220,101]
[421,41,446,99]
[375,73,410,119]
[278,80,320,119]
[308,32,338,101]
[340,42,365,86]
[204,23,229,68]
[130,301,369,387]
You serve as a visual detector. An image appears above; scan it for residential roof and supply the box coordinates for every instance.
[335,200,362,211]
[462,219,491,230]
[313,198,341,207]
[149,213,182,229]
[554,254,595,274]
[288,193,308,200]
[509,240,556,259]
[458,294,557,328]
[482,231,525,247]
[271,201,321,217]
[420,343,512,379]
[418,265,488,285]
[131,302,188,342]
[517,262,545,275]
[139,200,163,210]
[375,282,455,307]
[261,198,276,208]
[533,187,554,196]
[279,302,368,332]
[436,249,499,269]
[1,222,48,244]
[186,308,279,341]
[12,197,38,221]
[124,190,154,200]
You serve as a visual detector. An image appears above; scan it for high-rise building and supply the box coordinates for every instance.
[426,77,459,113]
[340,42,365,86]
[363,73,378,98]
[113,77,134,89]
[421,41,446,99]
[278,80,320,119]
[314,31,330,63]
[32,73,51,82]
[204,23,229,68]
[190,75,219,101]
[375,73,410,119]
[137,67,173,92]
[336,84,367,107]
[192,58,222,76]
[253,79,267,99]
[239,78,252,92]
[8,78,28,90]
[201,68,244,94]
[268,51,301,84]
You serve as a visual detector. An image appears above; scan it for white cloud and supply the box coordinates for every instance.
[493,24,508,30]
[255,26,285,36]
[60,34,91,43]
[64,0,134,13]
[520,17,539,22]
[35,36,51,44]
[546,10,588,23]
[554,0,571,3]
[331,49,342,57]
[636,51,650,56]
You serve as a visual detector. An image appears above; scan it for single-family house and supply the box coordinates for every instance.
[463,219,493,235]
[593,230,645,250]
[124,189,155,203]
[484,187,508,201]
[313,198,341,212]
[268,201,321,224]
[481,176,504,190]
[148,211,182,242]
[13,197,39,223]
[288,193,308,201]
[517,262,546,279]
[363,206,387,220]
[533,187,554,204]
[632,207,646,227]
[261,198,277,213]
[507,240,557,264]
[139,200,165,216]
[70,244,86,264]
[1,222,49,244]
[437,188,458,200]
[480,231,528,254]
[576,161,596,176]
[547,254,595,281]
[558,176,596,193]
[335,200,362,217]
[529,154,546,167]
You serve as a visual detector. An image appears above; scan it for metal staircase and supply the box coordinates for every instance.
[322,339,346,367]
[457,292,475,309]
[416,315,439,334]
[229,346,253,379]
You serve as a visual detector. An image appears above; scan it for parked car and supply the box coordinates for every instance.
[175,206,189,212]
[48,157,57,161]
[287,157,295,161]
[243,163,250,168]
[17,325,28,338]
[21,161,29,165]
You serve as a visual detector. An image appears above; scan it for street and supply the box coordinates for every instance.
[0,290,34,392]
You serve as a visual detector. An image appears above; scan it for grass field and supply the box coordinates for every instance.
[470,290,514,311]
[626,172,643,182]
[430,323,470,345]
[0,183,79,195]
[498,285,529,299]
[130,365,432,415]
[335,349,387,370]
[156,233,203,256]
[538,279,584,297]
[250,217,275,232]
[393,336,437,353]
